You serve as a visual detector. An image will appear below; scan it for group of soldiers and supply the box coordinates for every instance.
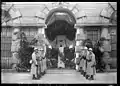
[29,45,96,80]
[75,46,96,80]
[30,47,47,80]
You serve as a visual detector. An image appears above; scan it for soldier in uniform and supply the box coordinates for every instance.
[37,47,45,77]
[75,45,80,71]
[86,48,96,80]
[30,47,39,79]
[77,47,83,72]
[79,48,84,75]
[41,44,47,75]
[37,44,46,76]
[82,47,89,77]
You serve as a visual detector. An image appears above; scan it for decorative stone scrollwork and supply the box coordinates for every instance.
[11,28,21,52]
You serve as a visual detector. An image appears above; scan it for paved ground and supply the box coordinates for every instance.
[1,69,117,84]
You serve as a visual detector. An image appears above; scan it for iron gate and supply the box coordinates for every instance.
[1,26,38,69]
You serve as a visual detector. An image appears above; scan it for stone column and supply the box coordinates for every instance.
[75,26,86,71]
[101,26,111,72]
[38,27,45,34]
[37,24,47,37]
[11,27,21,70]
[76,27,86,45]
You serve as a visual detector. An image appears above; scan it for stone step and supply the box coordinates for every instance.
[2,68,117,73]
[46,69,79,74]
[2,69,17,73]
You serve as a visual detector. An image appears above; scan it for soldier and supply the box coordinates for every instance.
[86,48,96,80]
[30,47,39,79]
[41,44,47,75]
[37,45,46,76]
[79,48,84,75]
[77,47,83,72]
[82,47,89,77]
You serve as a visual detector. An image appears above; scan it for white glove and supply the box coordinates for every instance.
[36,62,38,65]
[29,60,32,64]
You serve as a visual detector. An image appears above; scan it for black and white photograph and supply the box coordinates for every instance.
[1,2,117,84]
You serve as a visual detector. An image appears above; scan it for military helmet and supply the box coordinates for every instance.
[89,48,92,51]
[84,47,88,50]
[13,28,20,33]
[34,47,38,51]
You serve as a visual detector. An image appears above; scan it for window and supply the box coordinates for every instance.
[110,28,117,58]
[29,27,38,36]
[6,28,12,36]
[86,27,100,45]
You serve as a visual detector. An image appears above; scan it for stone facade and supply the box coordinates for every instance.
[1,2,117,69]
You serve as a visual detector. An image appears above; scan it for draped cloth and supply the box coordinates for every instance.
[58,55,65,68]
[57,47,65,68]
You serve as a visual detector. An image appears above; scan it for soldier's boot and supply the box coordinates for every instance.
[32,74,38,80]
[88,75,94,80]
[85,74,89,79]
[91,75,94,80]
[83,72,86,77]
[44,71,46,74]
[41,72,44,76]
[38,74,41,79]
[82,71,84,76]
[81,70,84,75]
[41,72,43,76]
[79,68,82,73]
[43,71,45,75]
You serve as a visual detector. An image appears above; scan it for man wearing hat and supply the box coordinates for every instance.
[86,48,96,80]
[30,47,39,79]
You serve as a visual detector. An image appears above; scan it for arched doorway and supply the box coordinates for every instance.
[45,7,77,68]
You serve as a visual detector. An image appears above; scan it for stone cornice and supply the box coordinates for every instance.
[2,23,46,28]
[2,23,116,28]
[75,23,117,28]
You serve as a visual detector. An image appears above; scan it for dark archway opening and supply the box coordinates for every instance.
[45,8,76,42]
[45,20,76,41]
[44,8,77,69]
